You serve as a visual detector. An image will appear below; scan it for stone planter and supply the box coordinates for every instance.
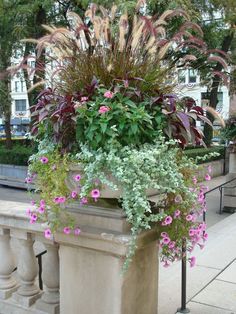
[66,164,158,199]
[0,164,28,189]
[55,204,159,314]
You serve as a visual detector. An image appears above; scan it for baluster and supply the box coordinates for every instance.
[11,231,41,307]
[36,243,60,314]
[0,228,17,299]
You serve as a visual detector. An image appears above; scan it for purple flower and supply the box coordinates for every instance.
[38,206,45,214]
[51,164,57,171]
[189,229,195,237]
[80,197,88,205]
[203,232,208,241]
[168,241,175,249]
[53,196,66,204]
[44,228,52,239]
[74,228,81,236]
[161,232,168,238]
[163,261,170,268]
[205,173,211,181]
[26,208,32,217]
[25,177,32,183]
[91,189,100,200]
[53,197,60,204]
[189,256,196,267]
[63,227,71,235]
[71,191,78,199]
[74,174,81,182]
[174,209,181,218]
[186,214,193,222]
[40,199,46,207]
[30,213,37,224]
[164,215,173,225]
[162,237,170,245]
[40,156,49,164]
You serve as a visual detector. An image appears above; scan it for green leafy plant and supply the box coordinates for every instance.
[22,1,223,269]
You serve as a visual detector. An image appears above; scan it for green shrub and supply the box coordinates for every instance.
[0,144,35,166]
[184,146,225,164]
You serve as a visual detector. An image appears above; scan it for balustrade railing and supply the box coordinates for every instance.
[0,204,59,314]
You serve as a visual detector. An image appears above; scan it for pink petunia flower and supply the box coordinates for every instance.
[162,237,170,245]
[163,260,170,268]
[189,256,196,267]
[80,197,88,205]
[161,232,168,238]
[203,232,208,241]
[63,227,71,235]
[25,177,32,183]
[40,199,46,207]
[74,227,81,236]
[104,91,114,98]
[44,228,52,239]
[186,214,193,222]
[205,173,211,181]
[164,215,173,225]
[38,206,45,214]
[168,241,175,249]
[26,208,32,217]
[174,209,181,218]
[98,105,110,114]
[74,174,81,182]
[91,189,100,200]
[189,228,195,237]
[71,191,78,199]
[30,213,38,224]
[40,156,48,164]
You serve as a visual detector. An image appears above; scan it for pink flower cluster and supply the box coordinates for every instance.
[160,171,211,268]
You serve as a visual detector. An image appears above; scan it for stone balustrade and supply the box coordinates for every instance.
[0,202,59,314]
[0,200,159,314]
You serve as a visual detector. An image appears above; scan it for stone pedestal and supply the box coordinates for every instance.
[55,204,159,314]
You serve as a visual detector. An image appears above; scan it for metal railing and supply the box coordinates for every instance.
[177,176,236,313]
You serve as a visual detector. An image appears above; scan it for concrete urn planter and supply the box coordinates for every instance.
[66,164,158,199]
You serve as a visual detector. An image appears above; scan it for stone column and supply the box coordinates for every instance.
[35,243,60,314]
[0,228,17,299]
[56,205,159,314]
[11,231,41,307]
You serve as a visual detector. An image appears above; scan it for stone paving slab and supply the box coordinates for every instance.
[217,260,236,284]
[158,264,220,314]
[192,279,236,313]
[188,301,235,314]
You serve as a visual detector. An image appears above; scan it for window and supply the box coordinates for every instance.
[15,99,26,112]
[20,80,24,92]
[178,70,186,84]
[188,69,197,83]
[15,81,20,92]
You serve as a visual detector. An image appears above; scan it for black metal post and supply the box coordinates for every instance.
[38,254,43,290]
[176,239,190,313]
[219,187,223,215]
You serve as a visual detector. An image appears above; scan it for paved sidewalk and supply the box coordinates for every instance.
[158,175,236,314]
